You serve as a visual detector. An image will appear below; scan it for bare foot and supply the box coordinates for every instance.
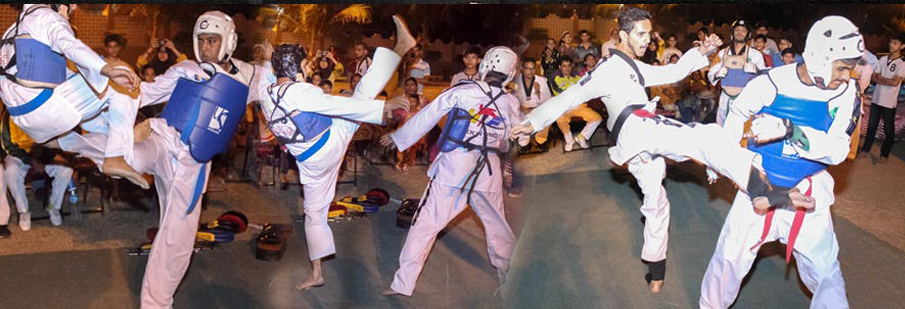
[649,280,663,294]
[392,15,417,57]
[134,119,152,143]
[295,274,324,291]
[102,157,150,189]
[382,288,403,296]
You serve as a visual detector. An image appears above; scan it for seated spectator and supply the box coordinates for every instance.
[310,51,344,84]
[340,73,363,96]
[641,38,660,64]
[137,38,186,75]
[659,33,683,64]
[308,74,324,88]
[540,38,561,80]
[578,53,598,76]
[550,57,602,152]
[1,112,73,230]
[752,34,774,68]
[140,65,157,83]
[780,48,797,66]
[320,80,334,94]
[772,37,804,66]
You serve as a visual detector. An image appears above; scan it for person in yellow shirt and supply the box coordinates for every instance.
[550,57,603,151]
[136,38,187,76]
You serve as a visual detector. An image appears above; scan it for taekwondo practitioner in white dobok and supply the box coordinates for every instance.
[510,8,810,294]
[597,16,862,308]
[0,4,147,189]
[56,11,267,309]
[258,15,416,290]
[708,19,767,126]
[380,46,523,297]
[695,16,863,309]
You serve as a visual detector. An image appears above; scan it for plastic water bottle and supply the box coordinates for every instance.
[67,180,78,204]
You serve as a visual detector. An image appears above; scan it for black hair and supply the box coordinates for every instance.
[556,56,573,66]
[464,46,482,58]
[104,33,126,47]
[484,71,508,87]
[754,34,768,43]
[522,56,536,65]
[351,73,362,81]
[579,29,590,36]
[618,7,652,34]
[319,80,333,88]
[667,33,677,40]
[651,59,661,65]
[781,48,795,57]
[755,20,769,30]
[404,77,418,85]
[583,53,597,62]
[892,33,905,44]
[670,54,680,62]
[353,41,367,49]
[698,27,710,34]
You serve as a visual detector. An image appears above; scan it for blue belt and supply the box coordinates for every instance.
[295,129,330,162]
[7,88,52,116]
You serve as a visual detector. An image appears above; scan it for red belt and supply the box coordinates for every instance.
[749,177,812,263]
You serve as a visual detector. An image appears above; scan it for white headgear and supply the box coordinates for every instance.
[193,11,238,63]
[478,46,518,86]
[802,16,864,87]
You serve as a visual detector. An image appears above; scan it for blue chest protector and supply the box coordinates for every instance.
[747,94,833,188]
[266,82,332,145]
[0,6,67,88]
[161,73,249,163]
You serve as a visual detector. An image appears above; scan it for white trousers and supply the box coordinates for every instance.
[3,156,73,214]
[390,181,515,296]
[59,122,207,309]
[0,164,9,225]
[715,91,734,126]
[699,171,848,309]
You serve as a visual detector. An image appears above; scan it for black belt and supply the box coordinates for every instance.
[608,104,646,146]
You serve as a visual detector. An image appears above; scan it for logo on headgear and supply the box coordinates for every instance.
[208,106,228,134]
[200,20,209,30]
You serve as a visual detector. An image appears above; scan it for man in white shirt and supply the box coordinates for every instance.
[600,28,620,58]
[406,44,430,94]
[450,46,481,86]
[862,34,905,162]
